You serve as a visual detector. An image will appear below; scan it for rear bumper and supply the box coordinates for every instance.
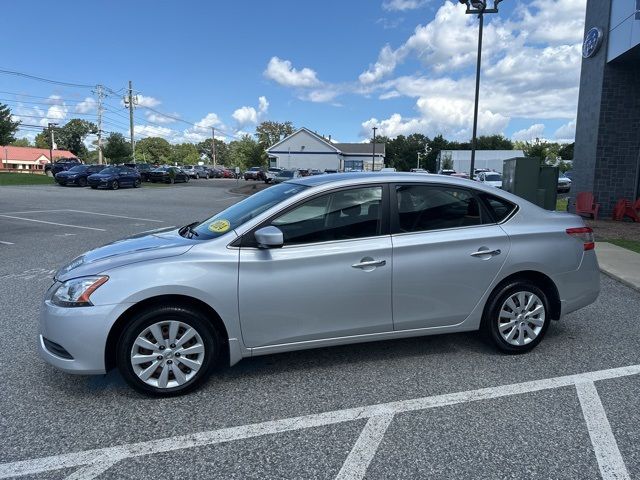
[552,251,600,318]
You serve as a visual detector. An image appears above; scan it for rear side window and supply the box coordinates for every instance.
[272,186,383,245]
[395,185,485,233]
[479,193,517,222]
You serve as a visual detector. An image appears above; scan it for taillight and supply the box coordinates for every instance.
[566,227,595,251]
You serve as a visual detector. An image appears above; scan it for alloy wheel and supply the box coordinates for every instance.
[130,320,206,389]
[498,291,545,346]
[111,180,119,190]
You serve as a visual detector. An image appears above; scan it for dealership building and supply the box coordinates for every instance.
[572,0,640,216]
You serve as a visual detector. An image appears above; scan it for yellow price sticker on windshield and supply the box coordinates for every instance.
[208,219,231,233]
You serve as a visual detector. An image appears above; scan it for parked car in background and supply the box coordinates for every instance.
[274,169,301,183]
[410,168,430,174]
[194,165,211,179]
[438,169,456,176]
[182,166,201,179]
[148,166,190,184]
[563,170,573,180]
[124,163,153,182]
[87,166,141,190]
[558,174,572,193]
[379,167,396,173]
[39,172,600,395]
[45,158,82,177]
[244,166,265,181]
[55,164,104,187]
[264,167,283,184]
[310,169,325,175]
[324,169,339,174]
[450,172,469,179]
[477,171,503,188]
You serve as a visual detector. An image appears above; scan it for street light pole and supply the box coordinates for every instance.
[372,126,377,172]
[460,0,501,179]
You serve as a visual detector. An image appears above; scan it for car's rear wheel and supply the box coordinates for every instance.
[481,280,550,354]
[111,180,119,190]
[134,179,141,188]
[116,306,220,396]
[78,177,87,187]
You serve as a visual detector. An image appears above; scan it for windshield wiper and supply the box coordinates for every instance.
[178,221,200,239]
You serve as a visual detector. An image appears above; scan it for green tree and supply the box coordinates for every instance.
[255,121,294,148]
[34,130,50,149]
[197,138,230,165]
[380,133,429,172]
[558,142,574,160]
[10,137,31,147]
[53,119,97,157]
[170,143,200,165]
[427,134,451,172]
[135,137,172,163]
[0,103,20,145]
[103,132,132,163]
[229,134,264,170]
[475,134,513,150]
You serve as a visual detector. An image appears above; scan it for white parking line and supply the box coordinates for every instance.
[0,209,163,223]
[335,414,394,480]
[576,382,630,480]
[0,215,106,232]
[0,364,638,480]
[0,240,14,245]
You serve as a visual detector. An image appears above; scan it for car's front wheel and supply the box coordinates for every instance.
[111,180,119,190]
[482,280,550,354]
[116,306,220,396]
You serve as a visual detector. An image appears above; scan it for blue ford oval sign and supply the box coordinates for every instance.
[582,27,604,58]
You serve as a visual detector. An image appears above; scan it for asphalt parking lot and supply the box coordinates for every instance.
[0,180,639,480]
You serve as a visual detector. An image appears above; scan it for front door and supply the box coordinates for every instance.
[238,185,392,348]
[391,183,510,330]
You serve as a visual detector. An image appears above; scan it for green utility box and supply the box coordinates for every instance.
[502,157,558,210]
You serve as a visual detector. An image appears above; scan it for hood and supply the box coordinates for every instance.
[56,227,195,281]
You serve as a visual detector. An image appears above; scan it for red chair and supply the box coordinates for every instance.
[576,192,600,220]
[613,198,640,222]
[634,198,640,213]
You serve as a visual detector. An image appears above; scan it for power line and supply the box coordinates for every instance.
[0,68,95,88]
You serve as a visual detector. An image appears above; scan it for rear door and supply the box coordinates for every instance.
[391,183,510,330]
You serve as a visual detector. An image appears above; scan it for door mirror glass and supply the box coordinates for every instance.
[254,226,284,248]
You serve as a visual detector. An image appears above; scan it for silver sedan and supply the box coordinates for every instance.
[39,173,600,395]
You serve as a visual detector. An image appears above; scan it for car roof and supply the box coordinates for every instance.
[289,172,479,188]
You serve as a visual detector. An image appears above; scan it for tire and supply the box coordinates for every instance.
[481,280,551,354]
[195,174,199,179]
[111,180,119,190]
[46,170,53,177]
[169,178,175,184]
[78,177,87,187]
[90,185,98,189]
[134,179,141,188]
[116,305,221,396]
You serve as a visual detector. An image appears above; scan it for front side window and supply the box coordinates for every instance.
[395,185,485,233]
[271,186,383,245]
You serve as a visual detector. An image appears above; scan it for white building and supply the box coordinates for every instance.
[437,149,524,174]
[266,128,385,171]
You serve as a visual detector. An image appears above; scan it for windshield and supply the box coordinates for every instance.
[485,174,501,181]
[68,165,87,173]
[153,167,168,172]
[191,183,308,239]
[100,167,117,174]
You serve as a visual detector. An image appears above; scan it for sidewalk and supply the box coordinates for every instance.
[596,242,640,292]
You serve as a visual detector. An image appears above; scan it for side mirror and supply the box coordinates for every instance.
[254,226,283,249]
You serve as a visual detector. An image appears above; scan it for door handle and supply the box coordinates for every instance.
[470,248,501,257]
[352,259,386,269]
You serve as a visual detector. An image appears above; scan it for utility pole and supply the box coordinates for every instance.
[124,80,137,162]
[48,122,58,166]
[372,126,377,172]
[211,128,217,167]
[94,85,105,164]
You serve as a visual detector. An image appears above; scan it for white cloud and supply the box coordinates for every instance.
[264,57,321,87]
[359,45,403,84]
[145,111,178,124]
[135,95,161,108]
[75,97,96,114]
[232,96,269,127]
[554,120,576,140]
[512,123,545,141]
[382,0,427,11]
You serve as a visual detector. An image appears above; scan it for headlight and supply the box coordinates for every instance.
[51,276,108,307]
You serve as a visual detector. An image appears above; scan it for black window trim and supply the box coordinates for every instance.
[389,182,497,236]
[233,183,391,249]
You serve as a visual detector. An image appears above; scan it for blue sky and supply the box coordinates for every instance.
[2,0,585,145]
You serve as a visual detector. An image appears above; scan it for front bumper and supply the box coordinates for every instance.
[38,299,132,374]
